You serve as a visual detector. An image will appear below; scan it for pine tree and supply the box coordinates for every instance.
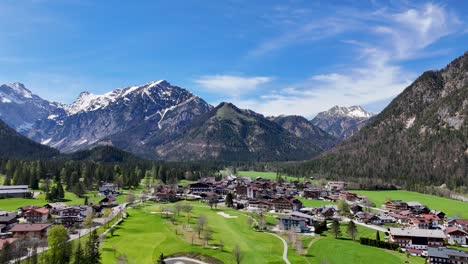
[347,221,358,240]
[330,219,341,239]
[376,231,381,241]
[84,230,101,264]
[74,239,84,264]
[225,192,234,207]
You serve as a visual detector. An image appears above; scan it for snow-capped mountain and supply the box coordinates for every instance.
[311,105,374,140]
[28,80,213,153]
[0,83,59,132]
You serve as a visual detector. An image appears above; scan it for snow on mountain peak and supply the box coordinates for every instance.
[1,82,34,99]
[63,80,180,115]
[326,105,374,118]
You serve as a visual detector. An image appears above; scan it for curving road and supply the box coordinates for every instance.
[266,232,291,264]
[232,211,291,264]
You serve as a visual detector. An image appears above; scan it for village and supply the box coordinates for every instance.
[0,176,467,263]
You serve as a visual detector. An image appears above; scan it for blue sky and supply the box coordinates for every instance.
[0,0,467,117]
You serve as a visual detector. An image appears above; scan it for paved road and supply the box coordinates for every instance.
[266,232,291,264]
[13,203,129,263]
[232,211,291,264]
[342,217,388,232]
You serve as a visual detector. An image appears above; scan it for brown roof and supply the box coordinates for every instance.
[10,223,52,232]
[455,219,468,225]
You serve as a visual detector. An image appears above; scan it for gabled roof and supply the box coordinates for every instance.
[389,228,445,238]
[10,223,52,232]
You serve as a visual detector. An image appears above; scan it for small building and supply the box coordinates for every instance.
[271,197,302,212]
[427,247,468,264]
[446,227,467,245]
[325,181,345,192]
[388,228,445,250]
[10,223,52,240]
[99,183,118,197]
[189,182,212,195]
[247,200,272,211]
[22,207,49,224]
[0,185,31,198]
[385,200,408,211]
[290,211,314,226]
[51,206,83,227]
[235,185,247,198]
[0,211,18,229]
[99,197,117,207]
[277,216,310,233]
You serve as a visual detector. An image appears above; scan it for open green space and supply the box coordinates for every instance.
[307,237,423,264]
[298,197,335,208]
[0,190,103,211]
[101,201,305,264]
[354,190,468,218]
[237,171,308,182]
[305,222,423,264]
[101,201,426,264]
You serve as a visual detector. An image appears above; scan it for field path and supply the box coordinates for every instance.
[266,232,291,264]
[232,211,291,264]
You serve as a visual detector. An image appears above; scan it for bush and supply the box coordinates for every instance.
[359,237,399,251]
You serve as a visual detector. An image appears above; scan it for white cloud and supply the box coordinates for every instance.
[227,3,463,117]
[194,75,273,98]
[374,3,461,60]
[248,17,354,57]
[232,54,414,118]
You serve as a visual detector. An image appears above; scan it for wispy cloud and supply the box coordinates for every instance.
[248,17,355,57]
[232,54,414,117]
[194,75,273,98]
[373,3,462,60]
[226,3,464,117]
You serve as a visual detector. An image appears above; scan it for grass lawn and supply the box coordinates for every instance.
[305,223,424,264]
[307,237,424,264]
[298,197,335,208]
[354,190,468,218]
[101,201,426,264]
[0,190,101,211]
[237,171,308,182]
[101,201,305,264]
[178,179,197,186]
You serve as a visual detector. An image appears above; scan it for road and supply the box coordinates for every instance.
[266,232,291,264]
[13,203,128,263]
[341,217,388,233]
[232,211,291,264]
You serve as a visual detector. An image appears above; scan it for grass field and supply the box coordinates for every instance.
[101,201,304,264]
[305,222,423,264]
[298,197,335,208]
[0,190,105,211]
[354,190,468,218]
[101,201,426,264]
[307,237,423,264]
[237,171,310,182]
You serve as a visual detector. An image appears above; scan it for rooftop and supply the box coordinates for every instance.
[389,228,445,239]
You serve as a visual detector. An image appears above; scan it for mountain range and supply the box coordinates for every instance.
[301,51,468,189]
[311,105,374,140]
[0,80,369,161]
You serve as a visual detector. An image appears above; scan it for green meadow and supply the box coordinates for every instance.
[100,201,425,264]
[237,170,313,182]
[354,190,468,218]
[101,201,303,264]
